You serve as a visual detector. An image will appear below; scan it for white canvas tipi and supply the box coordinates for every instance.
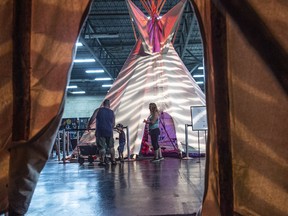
[100,0,206,157]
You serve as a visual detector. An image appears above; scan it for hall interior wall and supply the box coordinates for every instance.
[63,95,105,118]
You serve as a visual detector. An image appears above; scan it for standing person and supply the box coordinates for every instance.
[96,99,117,166]
[115,123,126,162]
[143,103,164,162]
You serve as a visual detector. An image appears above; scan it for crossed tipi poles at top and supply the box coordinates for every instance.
[126,0,187,53]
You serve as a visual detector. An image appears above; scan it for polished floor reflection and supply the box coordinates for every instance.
[26,157,205,216]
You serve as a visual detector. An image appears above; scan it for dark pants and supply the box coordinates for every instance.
[149,128,160,150]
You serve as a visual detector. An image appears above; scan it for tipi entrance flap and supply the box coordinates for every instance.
[141,112,179,157]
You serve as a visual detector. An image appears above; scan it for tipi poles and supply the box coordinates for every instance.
[159,116,178,151]
[128,12,138,41]
[140,0,166,15]
[125,0,138,41]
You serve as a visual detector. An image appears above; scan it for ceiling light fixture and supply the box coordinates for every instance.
[71,91,86,94]
[67,85,78,89]
[193,75,204,78]
[198,66,204,70]
[102,84,113,87]
[95,78,112,81]
[86,69,105,73]
[76,42,83,46]
[74,59,95,63]
[196,81,204,84]
[84,34,119,39]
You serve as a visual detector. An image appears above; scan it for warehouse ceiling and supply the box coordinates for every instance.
[68,0,205,96]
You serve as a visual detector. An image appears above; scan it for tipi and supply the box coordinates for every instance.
[98,0,207,157]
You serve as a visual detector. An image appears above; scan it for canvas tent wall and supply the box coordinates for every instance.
[0,1,91,214]
[193,1,288,215]
[0,0,287,215]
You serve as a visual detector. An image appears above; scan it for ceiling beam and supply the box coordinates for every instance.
[79,39,114,80]
[181,4,196,59]
[69,79,111,82]
[186,49,202,62]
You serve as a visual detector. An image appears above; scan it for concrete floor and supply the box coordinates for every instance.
[26,157,205,216]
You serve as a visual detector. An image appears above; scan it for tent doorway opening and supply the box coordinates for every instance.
[62,0,207,161]
[140,112,180,158]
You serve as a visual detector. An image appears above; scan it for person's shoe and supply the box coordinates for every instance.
[111,161,117,165]
[159,157,164,161]
[151,158,160,163]
[98,162,107,167]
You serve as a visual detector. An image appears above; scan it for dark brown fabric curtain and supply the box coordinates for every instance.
[192,0,288,215]
[0,1,91,214]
